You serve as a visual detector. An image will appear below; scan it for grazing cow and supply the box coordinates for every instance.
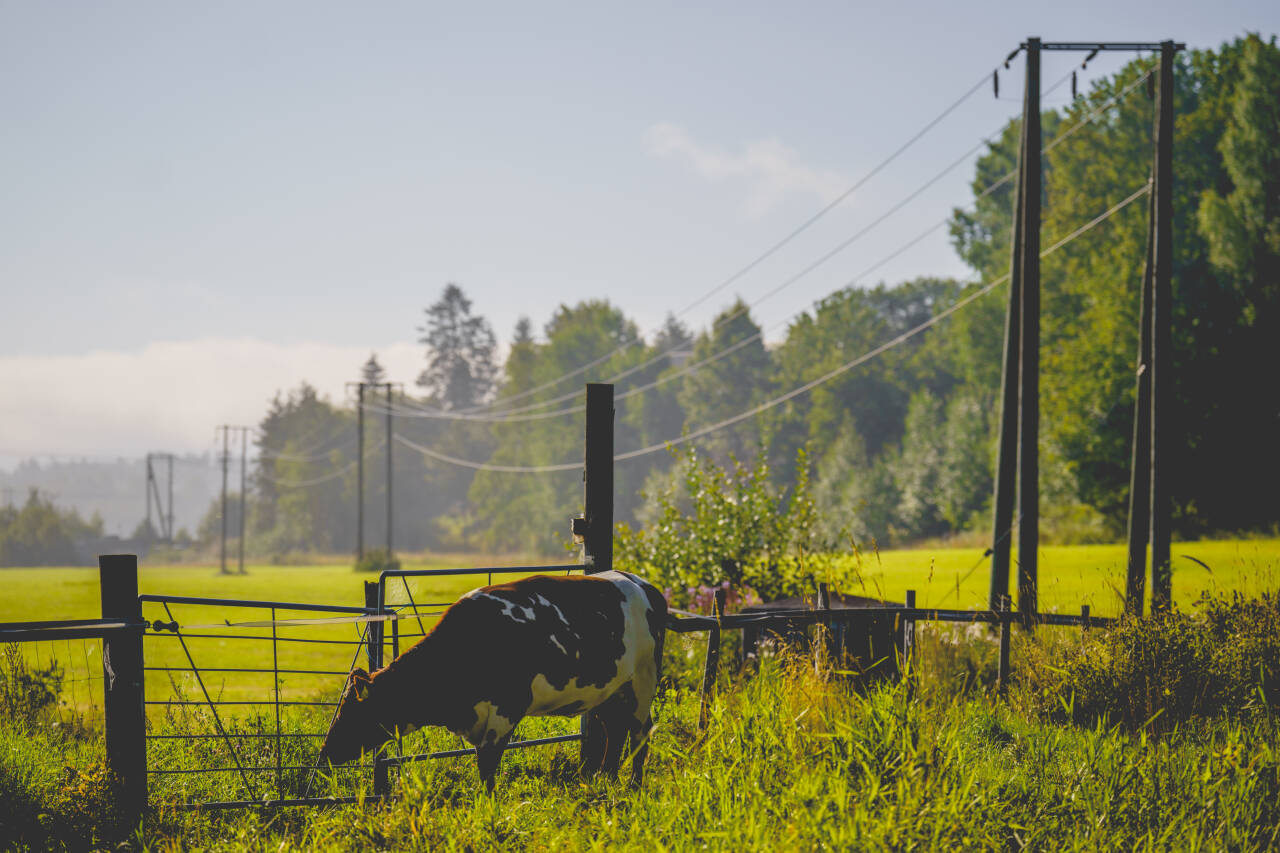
[317,570,666,790]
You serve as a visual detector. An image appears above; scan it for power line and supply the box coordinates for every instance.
[378,67,1154,428]
[458,66,1003,416]
[393,181,1150,473]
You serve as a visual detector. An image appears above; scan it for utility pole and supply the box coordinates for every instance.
[219,427,229,574]
[1016,37,1042,624]
[356,384,365,562]
[1149,40,1176,613]
[145,454,154,538]
[166,453,174,542]
[989,38,1184,621]
[385,382,396,559]
[238,427,248,575]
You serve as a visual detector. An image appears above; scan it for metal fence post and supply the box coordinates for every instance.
[582,383,614,574]
[365,581,389,796]
[100,554,146,824]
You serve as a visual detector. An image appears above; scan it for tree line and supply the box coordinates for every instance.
[238,36,1278,559]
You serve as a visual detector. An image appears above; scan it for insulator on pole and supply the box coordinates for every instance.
[1005,46,1022,65]
[1083,48,1100,68]
[993,69,999,98]
[1071,70,1078,100]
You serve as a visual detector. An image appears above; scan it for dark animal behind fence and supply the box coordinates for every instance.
[318,570,666,789]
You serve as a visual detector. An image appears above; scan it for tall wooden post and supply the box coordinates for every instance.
[1125,182,1156,616]
[1016,36,1042,625]
[100,554,146,824]
[1149,41,1175,613]
[582,383,614,574]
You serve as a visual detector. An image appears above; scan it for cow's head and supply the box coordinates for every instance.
[316,668,394,766]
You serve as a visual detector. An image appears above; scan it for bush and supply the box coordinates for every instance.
[1023,591,1280,732]
[615,445,838,606]
[354,547,402,574]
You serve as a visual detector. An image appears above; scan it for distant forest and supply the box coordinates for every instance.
[8,37,1276,567]
[238,37,1280,558]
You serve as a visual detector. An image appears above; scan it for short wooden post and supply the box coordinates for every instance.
[582,383,614,575]
[997,594,1012,693]
[902,590,917,689]
[698,588,726,731]
[365,582,389,796]
[1080,604,1090,634]
[100,554,146,825]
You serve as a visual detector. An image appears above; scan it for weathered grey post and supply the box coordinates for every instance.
[698,587,727,731]
[997,595,1012,692]
[1149,40,1176,613]
[100,554,146,824]
[902,590,917,686]
[582,383,614,575]
[1016,37,1042,625]
[364,581,389,796]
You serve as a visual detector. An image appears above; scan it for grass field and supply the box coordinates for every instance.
[2,542,1278,850]
[2,539,1277,714]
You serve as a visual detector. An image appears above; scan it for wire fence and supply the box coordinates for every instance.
[135,563,592,809]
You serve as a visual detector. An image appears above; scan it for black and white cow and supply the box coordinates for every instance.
[317,570,666,789]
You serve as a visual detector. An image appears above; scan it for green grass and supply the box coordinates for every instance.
[3,540,1277,714]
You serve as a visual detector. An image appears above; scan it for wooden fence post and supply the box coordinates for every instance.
[902,590,917,692]
[698,588,726,731]
[1081,604,1090,634]
[365,581,389,796]
[997,594,1012,693]
[582,383,614,574]
[100,554,146,825]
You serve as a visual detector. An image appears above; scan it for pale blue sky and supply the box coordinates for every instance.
[2,1,1277,459]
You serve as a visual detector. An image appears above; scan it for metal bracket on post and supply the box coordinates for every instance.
[100,554,146,826]
[581,384,614,575]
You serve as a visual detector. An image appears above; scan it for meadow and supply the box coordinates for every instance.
[2,539,1278,850]
[2,538,1277,712]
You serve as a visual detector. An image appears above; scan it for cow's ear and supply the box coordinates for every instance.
[343,668,372,702]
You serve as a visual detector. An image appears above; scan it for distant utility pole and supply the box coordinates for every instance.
[216,426,252,575]
[219,427,229,574]
[145,453,176,542]
[346,381,401,564]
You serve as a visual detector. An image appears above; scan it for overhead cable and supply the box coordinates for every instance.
[461,67,999,415]
[393,181,1150,473]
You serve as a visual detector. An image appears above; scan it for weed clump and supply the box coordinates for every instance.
[1023,591,1280,732]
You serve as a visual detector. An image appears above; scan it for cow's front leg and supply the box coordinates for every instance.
[475,731,513,791]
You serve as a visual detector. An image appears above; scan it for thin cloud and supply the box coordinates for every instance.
[645,122,849,217]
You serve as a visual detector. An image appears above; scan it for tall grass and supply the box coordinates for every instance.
[3,599,1280,851]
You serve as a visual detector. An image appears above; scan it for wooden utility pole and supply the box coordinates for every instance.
[1149,40,1176,612]
[356,384,365,563]
[1016,37,1042,624]
[219,427,230,574]
[238,428,248,574]
[384,383,395,558]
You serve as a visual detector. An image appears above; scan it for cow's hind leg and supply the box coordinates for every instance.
[629,714,653,787]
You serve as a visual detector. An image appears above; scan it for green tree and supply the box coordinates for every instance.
[417,284,499,410]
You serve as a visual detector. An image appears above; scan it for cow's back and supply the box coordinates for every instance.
[428,571,665,739]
